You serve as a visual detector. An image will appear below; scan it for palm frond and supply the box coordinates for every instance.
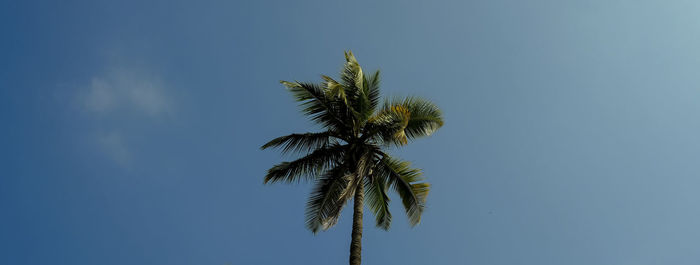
[363,96,443,146]
[261,132,337,154]
[364,104,411,146]
[361,70,381,119]
[305,164,352,233]
[337,145,375,202]
[341,51,364,94]
[364,174,392,230]
[351,70,380,124]
[398,97,444,139]
[321,75,348,104]
[281,81,348,130]
[339,51,367,124]
[374,154,429,226]
[320,75,362,132]
[264,143,346,184]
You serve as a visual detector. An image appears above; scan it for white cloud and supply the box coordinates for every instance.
[85,78,115,112]
[128,81,169,116]
[83,68,172,116]
[80,66,174,168]
[97,131,131,167]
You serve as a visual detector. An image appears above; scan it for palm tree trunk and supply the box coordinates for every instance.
[349,181,364,265]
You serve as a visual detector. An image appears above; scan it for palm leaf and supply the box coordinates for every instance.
[281,81,348,131]
[363,96,443,146]
[264,143,346,184]
[340,51,367,125]
[374,154,429,226]
[364,104,411,146]
[261,132,337,154]
[398,97,444,139]
[341,51,364,94]
[337,145,374,202]
[321,75,348,104]
[305,164,352,233]
[364,174,392,230]
[361,70,381,119]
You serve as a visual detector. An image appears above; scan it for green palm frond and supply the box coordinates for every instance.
[364,104,411,146]
[337,146,375,201]
[281,81,348,130]
[321,75,348,104]
[364,174,392,230]
[306,165,352,233]
[364,96,443,146]
[374,154,430,226]
[341,51,364,94]
[261,132,338,154]
[319,77,362,132]
[350,70,380,124]
[360,70,381,119]
[264,143,346,184]
[339,51,369,126]
[395,97,443,139]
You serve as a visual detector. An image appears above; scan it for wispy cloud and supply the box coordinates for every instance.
[97,131,131,167]
[83,68,172,117]
[85,78,115,112]
[80,66,174,167]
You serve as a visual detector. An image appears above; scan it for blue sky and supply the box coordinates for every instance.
[2,0,700,264]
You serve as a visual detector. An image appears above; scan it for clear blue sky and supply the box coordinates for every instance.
[2,0,700,264]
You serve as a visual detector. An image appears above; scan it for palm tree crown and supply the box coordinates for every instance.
[262,51,443,264]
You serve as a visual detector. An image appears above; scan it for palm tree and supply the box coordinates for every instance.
[261,51,443,265]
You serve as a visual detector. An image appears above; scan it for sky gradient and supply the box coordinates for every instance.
[2,0,700,264]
